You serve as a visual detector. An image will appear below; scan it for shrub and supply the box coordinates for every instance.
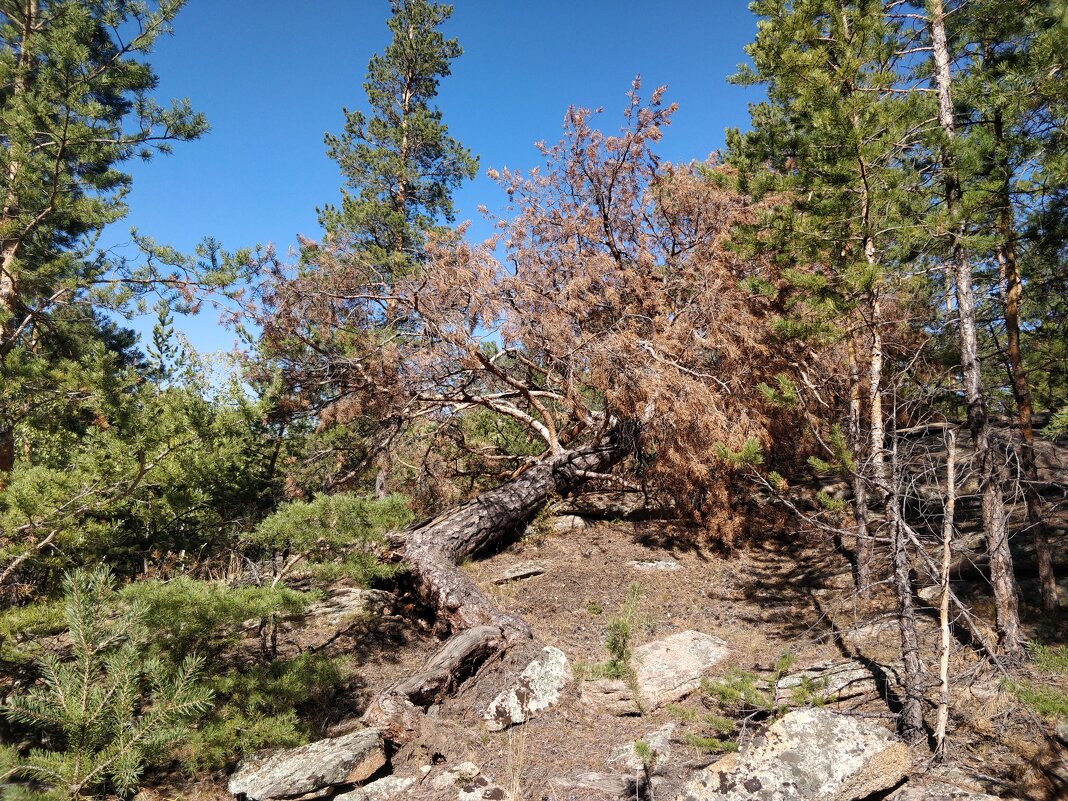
[1,568,212,800]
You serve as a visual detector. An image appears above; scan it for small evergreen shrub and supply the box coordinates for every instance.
[0,567,212,800]
[574,582,645,681]
[181,652,352,773]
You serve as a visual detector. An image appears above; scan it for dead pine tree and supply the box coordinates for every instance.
[935,426,957,760]
[256,85,792,742]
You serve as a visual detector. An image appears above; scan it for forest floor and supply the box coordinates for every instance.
[166,511,1067,801]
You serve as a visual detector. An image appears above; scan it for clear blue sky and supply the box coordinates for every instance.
[105,0,765,352]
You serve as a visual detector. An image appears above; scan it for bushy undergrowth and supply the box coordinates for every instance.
[1,568,213,801]
[181,652,353,773]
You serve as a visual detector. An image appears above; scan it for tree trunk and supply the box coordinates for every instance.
[364,431,631,742]
[935,428,956,760]
[890,433,926,744]
[848,341,874,597]
[928,0,1024,658]
[992,110,1058,613]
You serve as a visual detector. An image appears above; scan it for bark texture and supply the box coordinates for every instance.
[364,432,631,742]
[929,0,1024,657]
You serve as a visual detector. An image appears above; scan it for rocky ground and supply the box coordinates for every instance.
[167,507,1068,801]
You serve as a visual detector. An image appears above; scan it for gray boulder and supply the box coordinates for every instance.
[549,514,587,532]
[677,708,908,801]
[333,776,415,801]
[228,728,385,800]
[483,646,569,730]
[633,631,729,710]
[888,786,1006,801]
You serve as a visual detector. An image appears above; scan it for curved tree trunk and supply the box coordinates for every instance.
[364,432,631,742]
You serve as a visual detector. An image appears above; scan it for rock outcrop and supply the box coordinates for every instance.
[677,708,908,801]
[633,630,729,710]
[483,646,570,730]
[228,728,385,800]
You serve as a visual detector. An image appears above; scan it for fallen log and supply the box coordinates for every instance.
[364,432,631,741]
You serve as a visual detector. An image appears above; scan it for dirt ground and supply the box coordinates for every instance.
[167,516,1067,801]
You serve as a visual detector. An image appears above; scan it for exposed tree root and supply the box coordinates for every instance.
[364,436,630,743]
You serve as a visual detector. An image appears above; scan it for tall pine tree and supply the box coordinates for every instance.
[318,0,478,279]
[0,0,207,473]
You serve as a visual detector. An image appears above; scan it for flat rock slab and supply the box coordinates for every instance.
[677,708,907,801]
[551,772,632,799]
[888,786,1007,801]
[491,561,547,584]
[550,514,587,532]
[228,728,385,800]
[456,775,509,801]
[484,646,569,730]
[580,678,641,716]
[630,559,681,572]
[634,631,729,710]
[774,660,878,705]
[334,776,415,801]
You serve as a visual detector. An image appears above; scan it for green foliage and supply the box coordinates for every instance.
[121,578,316,659]
[318,0,478,277]
[145,300,188,387]
[1001,679,1068,722]
[0,378,287,589]
[182,653,351,773]
[0,600,64,666]
[633,739,655,771]
[1,568,212,800]
[713,438,764,467]
[1042,406,1068,439]
[1028,642,1068,674]
[244,493,412,586]
[679,651,807,754]
[788,675,829,707]
[814,492,846,514]
[756,374,800,408]
[702,668,778,714]
[682,733,739,754]
[575,583,646,682]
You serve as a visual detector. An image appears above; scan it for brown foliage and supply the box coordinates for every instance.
[256,81,796,518]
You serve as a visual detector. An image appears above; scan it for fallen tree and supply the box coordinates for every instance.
[363,433,632,740]
[254,86,793,742]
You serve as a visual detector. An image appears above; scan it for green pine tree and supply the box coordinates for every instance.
[0,0,208,473]
[0,567,212,800]
[318,0,479,278]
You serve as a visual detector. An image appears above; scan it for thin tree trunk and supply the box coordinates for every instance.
[890,432,926,744]
[992,110,1058,613]
[928,0,1024,658]
[935,428,956,760]
[848,340,874,597]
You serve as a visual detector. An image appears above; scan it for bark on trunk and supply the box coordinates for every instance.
[935,429,955,760]
[364,432,631,742]
[890,434,926,744]
[929,0,1024,658]
[848,341,874,597]
[992,111,1058,613]
[0,1,37,365]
